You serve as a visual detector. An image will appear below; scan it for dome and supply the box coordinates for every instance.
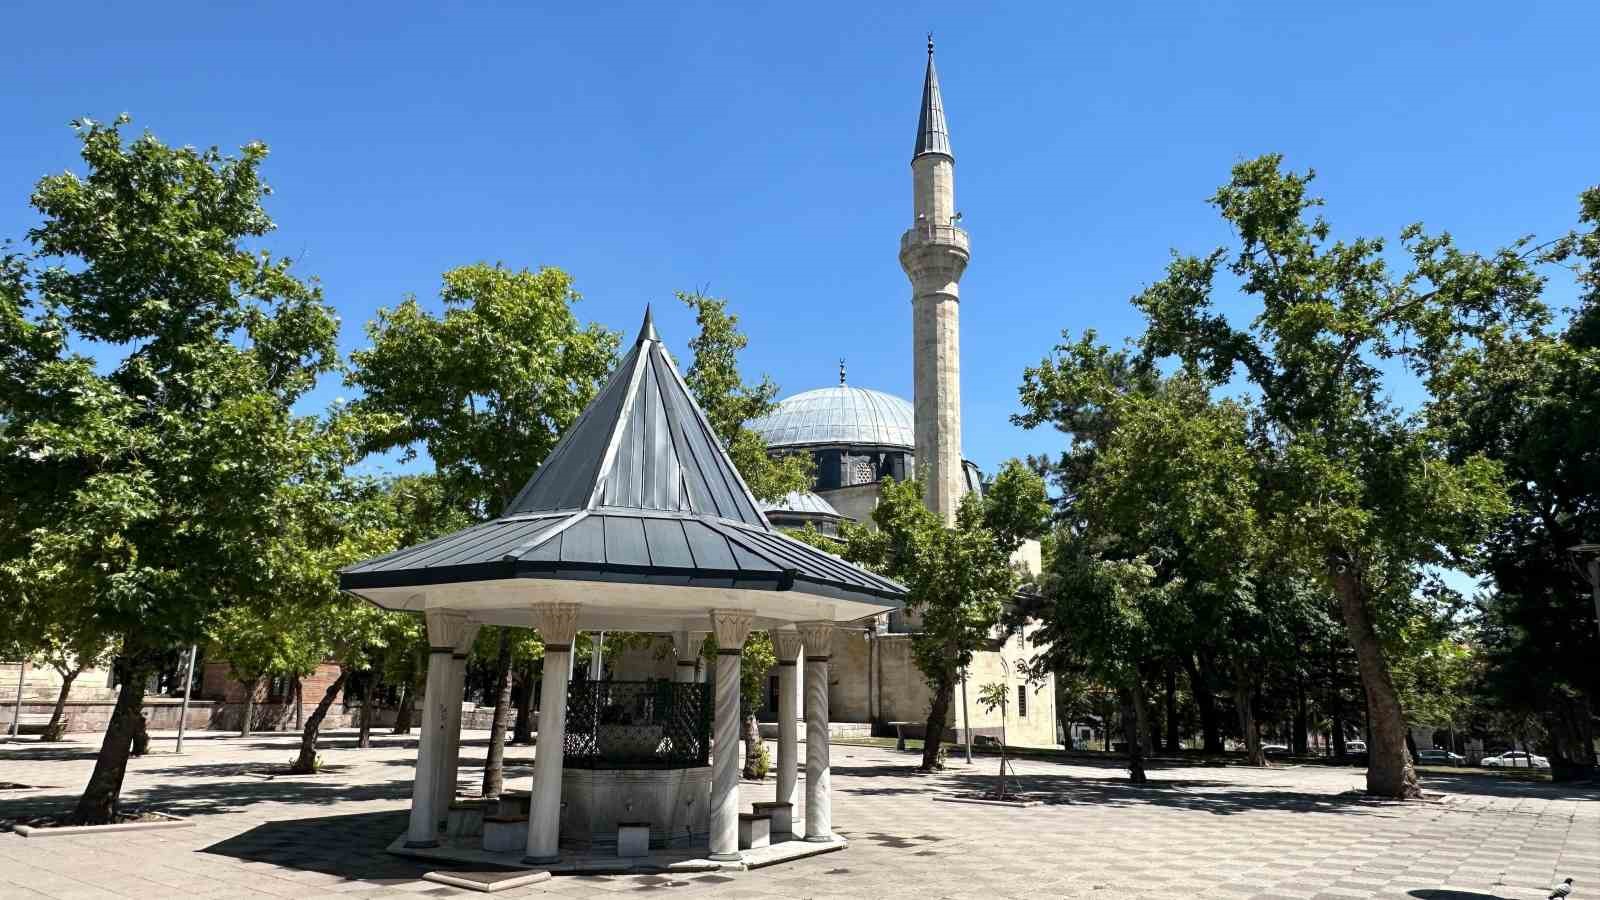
[750,385,914,450]
[757,490,845,520]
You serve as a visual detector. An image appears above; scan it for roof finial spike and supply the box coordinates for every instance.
[839,358,847,385]
[638,304,659,344]
[927,32,934,56]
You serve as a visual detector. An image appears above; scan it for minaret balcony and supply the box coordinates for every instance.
[899,222,970,258]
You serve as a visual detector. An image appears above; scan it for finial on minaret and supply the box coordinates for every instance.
[839,358,847,385]
[927,32,934,56]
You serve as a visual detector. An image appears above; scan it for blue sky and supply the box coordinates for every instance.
[3,0,1596,488]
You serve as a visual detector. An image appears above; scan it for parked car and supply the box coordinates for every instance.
[1482,751,1549,769]
[1262,744,1291,756]
[1344,740,1367,754]
[1416,749,1466,765]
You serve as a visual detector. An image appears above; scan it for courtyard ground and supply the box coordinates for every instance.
[1,728,1595,899]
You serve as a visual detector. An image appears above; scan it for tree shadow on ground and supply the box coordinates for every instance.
[925,771,1402,817]
[1418,771,1600,800]
[199,810,440,885]
[1408,891,1515,900]
[0,746,101,762]
[0,773,418,826]
[136,761,358,779]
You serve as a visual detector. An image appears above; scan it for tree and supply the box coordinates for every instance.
[0,118,345,822]
[677,291,811,503]
[1130,156,1523,797]
[472,625,543,796]
[1424,185,1600,777]
[349,263,617,794]
[838,462,1047,771]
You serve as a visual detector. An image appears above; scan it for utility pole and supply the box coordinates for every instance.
[175,645,197,753]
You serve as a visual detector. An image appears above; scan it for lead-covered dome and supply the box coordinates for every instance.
[750,385,914,450]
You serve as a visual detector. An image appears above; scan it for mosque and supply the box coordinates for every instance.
[746,40,1056,747]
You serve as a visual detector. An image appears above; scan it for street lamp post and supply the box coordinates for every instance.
[1566,544,1600,643]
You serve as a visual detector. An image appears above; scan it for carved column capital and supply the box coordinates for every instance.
[531,602,581,649]
[424,609,470,651]
[709,609,754,652]
[453,622,482,658]
[772,628,804,663]
[796,621,835,661]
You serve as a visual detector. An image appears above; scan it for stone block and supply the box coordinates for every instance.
[738,813,770,850]
[752,801,793,837]
[482,815,526,854]
[447,801,484,838]
[497,791,530,817]
[617,822,650,858]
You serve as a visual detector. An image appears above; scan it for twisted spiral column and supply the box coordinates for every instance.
[797,621,835,842]
[708,610,753,861]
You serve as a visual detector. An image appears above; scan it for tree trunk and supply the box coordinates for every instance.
[1292,674,1309,756]
[70,657,150,824]
[481,631,515,798]
[241,675,260,737]
[1121,684,1147,783]
[920,675,954,771]
[392,682,413,735]
[289,670,350,774]
[1544,692,1598,781]
[1164,666,1179,752]
[293,678,304,732]
[1332,711,1347,759]
[511,661,534,744]
[358,672,376,750]
[1330,560,1420,799]
[42,667,82,742]
[741,712,765,779]
[1146,671,1163,753]
[1404,728,1419,762]
[1183,654,1223,753]
[1235,662,1265,766]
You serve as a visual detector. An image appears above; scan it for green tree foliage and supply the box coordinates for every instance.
[1425,186,1600,775]
[677,291,811,503]
[350,263,620,519]
[0,117,348,822]
[839,462,1047,771]
[1128,156,1525,797]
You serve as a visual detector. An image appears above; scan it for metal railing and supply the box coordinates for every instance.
[563,680,711,769]
[899,221,970,255]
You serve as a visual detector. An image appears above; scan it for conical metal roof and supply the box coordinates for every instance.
[503,306,766,528]
[913,37,952,160]
[338,308,906,628]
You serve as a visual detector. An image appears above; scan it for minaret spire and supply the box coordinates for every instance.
[900,37,969,524]
[913,34,951,160]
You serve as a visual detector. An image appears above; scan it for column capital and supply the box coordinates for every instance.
[772,628,804,663]
[424,609,471,651]
[453,622,482,657]
[530,602,581,648]
[709,609,754,651]
[796,621,835,660]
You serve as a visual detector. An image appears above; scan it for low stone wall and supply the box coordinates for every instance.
[1,698,216,733]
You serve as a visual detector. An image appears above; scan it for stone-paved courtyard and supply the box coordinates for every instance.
[1,729,1595,899]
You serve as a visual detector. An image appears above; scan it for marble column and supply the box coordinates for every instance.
[524,602,580,865]
[672,630,698,683]
[708,609,754,861]
[797,621,835,842]
[433,622,479,822]
[772,628,803,815]
[406,609,468,848]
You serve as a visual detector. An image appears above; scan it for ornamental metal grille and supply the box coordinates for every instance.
[563,680,712,769]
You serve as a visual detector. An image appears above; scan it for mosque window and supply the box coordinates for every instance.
[853,459,876,485]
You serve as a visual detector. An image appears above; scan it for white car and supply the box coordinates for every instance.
[1482,751,1549,769]
[1344,740,1367,754]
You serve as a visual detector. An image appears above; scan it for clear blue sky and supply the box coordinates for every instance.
[3,1,1596,482]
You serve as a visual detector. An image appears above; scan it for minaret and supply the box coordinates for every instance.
[899,36,969,524]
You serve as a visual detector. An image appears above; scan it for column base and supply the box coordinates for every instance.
[708,851,743,862]
[403,839,440,849]
[521,854,560,866]
[804,833,834,843]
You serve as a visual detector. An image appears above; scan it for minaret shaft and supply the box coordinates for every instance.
[899,43,968,524]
